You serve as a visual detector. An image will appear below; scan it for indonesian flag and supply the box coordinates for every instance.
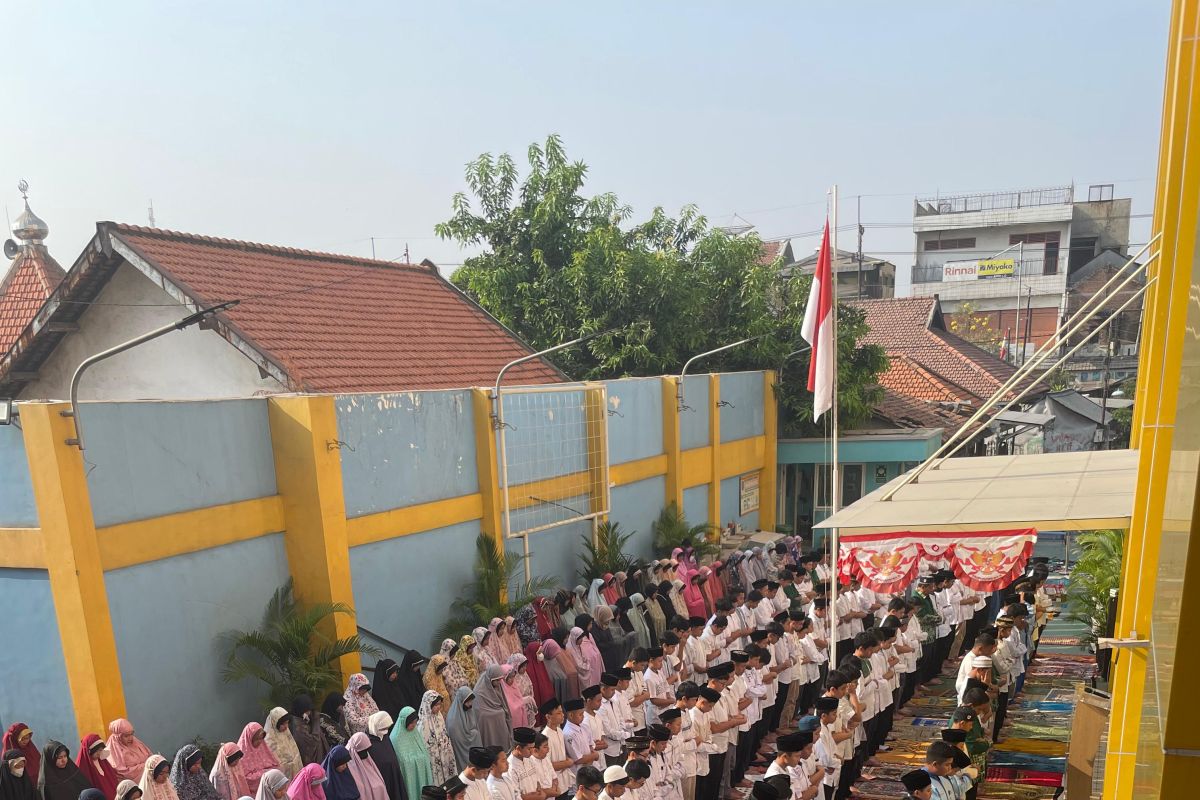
[801,220,834,420]
[999,328,1011,361]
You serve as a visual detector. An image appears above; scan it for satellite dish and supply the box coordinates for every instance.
[3,239,18,259]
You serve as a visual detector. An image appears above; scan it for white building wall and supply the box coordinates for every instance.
[910,219,1072,313]
[20,262,286,401]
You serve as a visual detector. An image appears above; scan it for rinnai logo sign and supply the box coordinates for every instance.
[942,258,1016,282]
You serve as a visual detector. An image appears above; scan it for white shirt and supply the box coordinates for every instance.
[459,772,493,800]
[644,667,672,726]
[564,720,595,778]
[488,772,521,800]
[626,671,648,728]
[688,707,714,777]
[542,726,573,791]
[508,754,540,797]
[533,755,557,793]
[598,696,632,757]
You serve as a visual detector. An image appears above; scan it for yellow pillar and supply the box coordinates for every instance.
[584,384,610,521]
[1104,0,1200,794]
[473,388,505,550]
[662,377,683,511]
[267,395,360,680]
[759,371,778,531]
[708,374,721,531]
[21,402,126,735]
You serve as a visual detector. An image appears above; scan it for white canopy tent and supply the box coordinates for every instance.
[815,449,1137,535]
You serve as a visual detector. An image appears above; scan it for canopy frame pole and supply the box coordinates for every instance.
[881,238,1159,501]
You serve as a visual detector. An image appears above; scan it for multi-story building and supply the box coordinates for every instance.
[908,183,1131,361]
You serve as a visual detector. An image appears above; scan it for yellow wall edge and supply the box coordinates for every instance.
[96,496,284,570]
[719,435,767,480]
[760,371,778,531]
[708,374,721,529]
[682,445,713,488]
[346,493,484,547]
[0,528,44,568]
[611,454,669,486]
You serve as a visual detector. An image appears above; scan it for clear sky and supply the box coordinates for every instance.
[2,2,1169,293]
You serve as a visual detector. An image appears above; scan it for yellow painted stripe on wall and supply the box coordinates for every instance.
[0,528,45,568]
[719,435,767,480]
[610,454,668,486]
[346,493,484,547]
[96,495,285,570]
[681,446,713,489]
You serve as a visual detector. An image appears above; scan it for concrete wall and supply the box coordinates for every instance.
[682,485,708,529]
[336,391,477,517]
[0,569,76,744]
[680,377,710,451]
[349,521,482,654]
[719,372,765,443]
[20,263,284,401]
[607,378,663,465]
[608,476,666,561]
[720,476,759,531]
[83,400,277,526]
[0,425,37,527]
[104,534,291,749]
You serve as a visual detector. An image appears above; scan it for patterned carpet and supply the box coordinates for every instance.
[849,592,1093,798]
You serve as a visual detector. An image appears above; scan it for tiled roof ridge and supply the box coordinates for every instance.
[108,223,433,273]
[885,353,962,400]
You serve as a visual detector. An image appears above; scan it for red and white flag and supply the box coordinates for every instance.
[999,328,1011,361]
[801,220,834,420]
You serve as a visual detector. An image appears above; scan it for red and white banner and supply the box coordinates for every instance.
[836,529,1037,593]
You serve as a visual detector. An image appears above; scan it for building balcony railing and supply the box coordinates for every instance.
[914,185,1074,217]
[912,255,1068,284]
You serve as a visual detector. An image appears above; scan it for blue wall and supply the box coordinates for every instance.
[608,476,666,561]
[526,518,592,593]
[0,426,36,527]
[104,534,291,749]
[84,400,277,527]
[336,391,478,517]
[720,476,760,531]
[606,378,663,464]
[350,520,482,653]
[720,372,764,443]
[680,377,710,451]
[682,485,708,528]
[0,569,76,744]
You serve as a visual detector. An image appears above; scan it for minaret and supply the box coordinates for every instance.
[1,181,67,355]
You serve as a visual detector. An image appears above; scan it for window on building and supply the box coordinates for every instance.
[924,237,977,251]
[1069,236,1098,272]
[1009,231,1062,274]
[1088,184,1114,202]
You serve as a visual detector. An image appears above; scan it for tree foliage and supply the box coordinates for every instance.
[221,579,382,710]
[1065,528,1125,647]
[578,521,636,582]
[651,502,719,560]
[436,135,887,435]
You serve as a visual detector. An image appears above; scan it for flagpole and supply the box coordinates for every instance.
[829,185,841,669]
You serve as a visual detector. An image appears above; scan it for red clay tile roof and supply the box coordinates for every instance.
[873,388,988,445]
[878,354,961,401]
[757,241,784,265]
[0,244,66,356]
[852,296,1036,405]
[104,224,564,392]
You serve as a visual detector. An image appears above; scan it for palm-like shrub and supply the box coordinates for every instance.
[1065,528,1124,646]
[651,502,719,559]
[579,521,635,581]
[221,579,382,710]
[434,533,558,648]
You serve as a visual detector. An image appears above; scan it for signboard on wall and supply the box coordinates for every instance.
[942,258,1016,281]
[739,473,760,516]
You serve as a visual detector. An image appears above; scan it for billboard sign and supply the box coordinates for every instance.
[942,258,1016,281]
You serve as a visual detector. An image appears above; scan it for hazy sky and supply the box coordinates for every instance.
[3,2,1169,293]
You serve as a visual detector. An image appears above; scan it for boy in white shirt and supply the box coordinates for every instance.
[509,728,545,800]
[644,648,676,726]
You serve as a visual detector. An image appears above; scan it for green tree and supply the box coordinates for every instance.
[579,521,636,582]
[221,579,382,710]
[436,135,887,435]
[651,502,719,559]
